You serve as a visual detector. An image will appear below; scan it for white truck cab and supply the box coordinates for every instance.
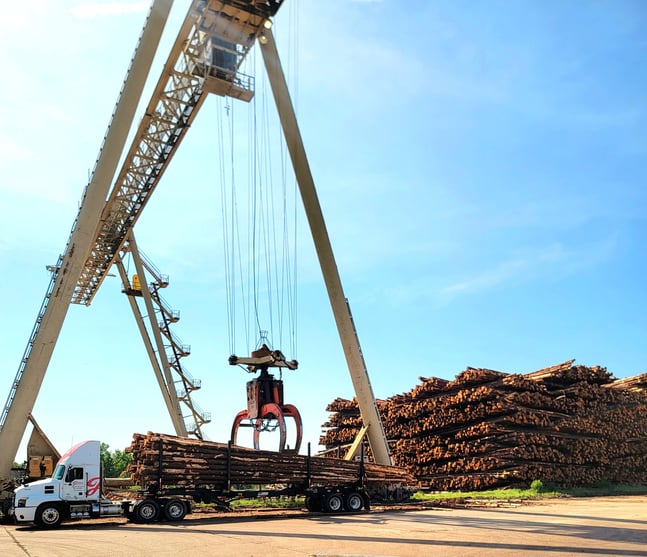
[13,440,124,527]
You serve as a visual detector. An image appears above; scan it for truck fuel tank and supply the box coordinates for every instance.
[94,501,126,517]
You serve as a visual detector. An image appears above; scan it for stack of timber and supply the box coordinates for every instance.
[127,432,413,490]
[607,372,647,394]
[320,360,647,490]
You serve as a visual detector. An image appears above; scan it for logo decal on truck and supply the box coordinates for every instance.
[87,476,101,496]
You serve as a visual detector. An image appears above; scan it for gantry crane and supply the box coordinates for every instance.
[0,0,391,486]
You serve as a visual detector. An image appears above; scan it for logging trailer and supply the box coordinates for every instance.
[11,438,391,528]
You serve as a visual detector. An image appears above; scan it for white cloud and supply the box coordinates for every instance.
[70,1,150,19]
[296,13,427,105]
[442,253,548,297]
[373,233,620,310]
[0,1,48,32]
[440,236,619,302]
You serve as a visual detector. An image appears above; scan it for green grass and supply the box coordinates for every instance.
[411,482,647,502]
[229,496,304,509]
[559,483,647,497]
[194,482,647,510]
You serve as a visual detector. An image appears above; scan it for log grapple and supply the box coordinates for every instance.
[229,344,303,453]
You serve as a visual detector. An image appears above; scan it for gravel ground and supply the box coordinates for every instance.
[1,495,645,556]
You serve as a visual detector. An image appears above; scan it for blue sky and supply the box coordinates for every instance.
[1,0,645,460]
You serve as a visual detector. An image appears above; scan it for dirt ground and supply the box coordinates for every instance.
[1,495,645,556]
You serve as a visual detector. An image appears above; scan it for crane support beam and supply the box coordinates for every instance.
[344,424,369,461]
[0,0,174,483]
[117,245,210,439]
[258,26,393,465]
[117,236,187,436]
[127,236,185,431]
[115,258,179,424]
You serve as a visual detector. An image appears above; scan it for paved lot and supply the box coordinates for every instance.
[1,496,646,556]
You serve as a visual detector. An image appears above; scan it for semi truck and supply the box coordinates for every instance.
[13,441,135,527]
[11,437,403,528]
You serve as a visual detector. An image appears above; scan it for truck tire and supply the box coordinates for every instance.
[34,503,63,528]
[304,495,322,512]
[163,499,187,521]
[1,498,13,524]
[322,492,344,513]
[344,491,364,512]
[134,499,160,523]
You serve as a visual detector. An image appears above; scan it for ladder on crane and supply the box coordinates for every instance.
[0,256,61,433]
[117,238,210,439]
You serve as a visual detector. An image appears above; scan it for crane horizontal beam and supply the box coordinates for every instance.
[72,0,283,306]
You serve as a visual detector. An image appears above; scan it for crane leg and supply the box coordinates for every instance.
[258,25,392,465]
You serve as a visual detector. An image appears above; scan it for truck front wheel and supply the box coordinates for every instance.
[35,504,63,528]
[134,499,160,523]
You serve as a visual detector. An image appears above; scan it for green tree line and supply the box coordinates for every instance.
[100,443,132,478]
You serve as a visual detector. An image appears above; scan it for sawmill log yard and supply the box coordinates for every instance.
[1,0,645,556]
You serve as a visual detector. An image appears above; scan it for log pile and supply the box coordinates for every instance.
[320,360,647,490]
[607,372,647,394]
[126,432,413,490]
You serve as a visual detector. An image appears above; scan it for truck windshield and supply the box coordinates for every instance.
[53,464,65,480]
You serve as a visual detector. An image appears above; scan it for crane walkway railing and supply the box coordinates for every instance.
[163,329,191,358]
[70,6,207,306]
[183,397,211,439]
[138,249,169,288]
[155,293,180,323]
[174,365,202,396]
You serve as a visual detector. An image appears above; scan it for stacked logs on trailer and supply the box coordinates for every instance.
[126,432,413,491]
[320,360,647,491]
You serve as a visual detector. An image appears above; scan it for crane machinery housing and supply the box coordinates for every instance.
[0,0,392,506]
